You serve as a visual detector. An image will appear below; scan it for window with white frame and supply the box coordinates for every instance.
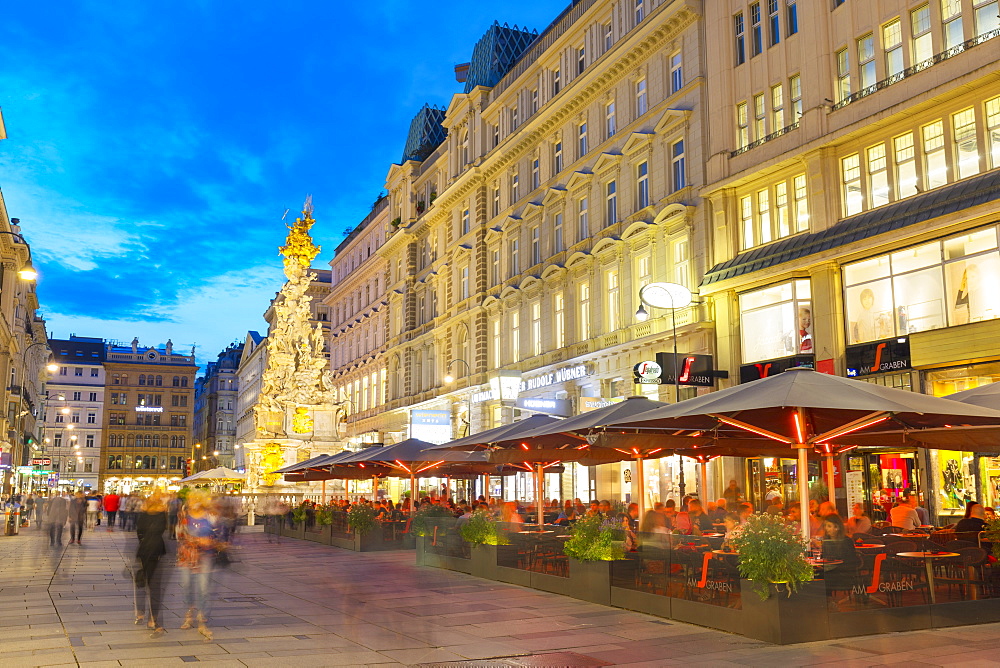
[604,22,613,51]
[757,189,772,244]
[974,0,1000,37]
[635,0,645,24]
[554,140,563,173]
[553,213,564,252]
[883,19,904,78]
[491,248,500,285]
[740,195,754,250]
[775,182,790,238]
[636,78,648,115]
[605,180,617,226]
[554,292,565,349]
[461,266,469,300]
[531,88,539,114]
[531,301,542,356]
[492,318,501,366]
[511,169,519,202]
[553,68,561,95]
[894,133,918,198]
[868,144,890,208]
[606,268,620,331]
[532,158,540,189]
[635,254,652,287]
[492,182,501,217]
[511,104,519,130]
[577,46,586,75]
[670,53,683,93]
[923,120,948,189]
[787,0,798,35]
[953,108,980,179]
[606,101,616,137]
[793,174,809,232]
[671,141,685,192]
[579,282,591,340]
[737,102,749,148]
[578,196,590,240]
[734,12,746,65]
[509,238,519,277]
[767,0,780,46]
[637,161,650,208]
[510,311,520,362]
[750,2,763,55]
[858,34,876,89]
[836,48,851,102]
[753,93,766,139]
[578,121,588,156]
[739,279,812,363]
[789,74,802,123]
[531,226,540,265]
[942,0,964,49]
[911,5,933,63]
[461,208,470,235]
[492,123,499,148]
[842,153,863,216]
[672,237,691,287]
[771,84,783,131]
[987,95,1000,169]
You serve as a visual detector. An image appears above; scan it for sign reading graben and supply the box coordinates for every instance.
[846,337,911,377]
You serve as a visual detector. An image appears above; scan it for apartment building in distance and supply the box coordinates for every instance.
[699,0,1000,518]
[43,336,105,490]
[193,342,244,470]
[100,338,198,492]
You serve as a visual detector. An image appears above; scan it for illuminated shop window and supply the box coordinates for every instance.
[738,279,812,363]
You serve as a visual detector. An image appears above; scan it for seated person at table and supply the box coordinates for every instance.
[889,493,920,531]
[737,503,753,524]
[500,502,523,526]
[688,499,713,532]
[845,503,872,536]
[662,499,678,525]
[820,514,861,590]
[709,498,728,522]
[955,502,987,532]
[640,509,669,535]
[986,507,997,521]
[554,504,576,525]
[785,504,802,533]
[721,512,741,550]
[672,509,700,535]
[586,500,600,517]
[765,496,783,515]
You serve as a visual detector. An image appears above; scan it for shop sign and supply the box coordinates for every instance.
[135,406,164,413]
[30,457,51,467]
[410,410,452,445]
[0,452,11,469]
[579,397,624,412]
[633,361,663,384]
[845,337,911,377]
[656,353,717,386]
[739,355,814,383]
[519,364,590,392]
[515,397,571,416]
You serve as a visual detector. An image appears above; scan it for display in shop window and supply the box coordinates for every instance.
[937,449,975,513]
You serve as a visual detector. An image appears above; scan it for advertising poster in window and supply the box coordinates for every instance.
[739,280,811,364]
[937,449,975,513]
[945,254,1000,325]
[846,280,894,344]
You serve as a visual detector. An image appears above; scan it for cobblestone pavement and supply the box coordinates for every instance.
[1,524,999,667]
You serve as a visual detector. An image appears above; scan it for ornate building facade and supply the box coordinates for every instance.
[193,342,244,470]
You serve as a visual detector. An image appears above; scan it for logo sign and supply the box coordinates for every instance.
[739,355,814,383]
[515,397,571,416]
[845,337,910,377]
[31,457,51,467]
[135,406,164,413]
[656,353,716,387]
[410,409,452,445]
[579,397,624,413]
[633,361,663,384]
[519,364,590,392]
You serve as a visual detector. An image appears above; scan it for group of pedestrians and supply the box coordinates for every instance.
[29,490,124,545]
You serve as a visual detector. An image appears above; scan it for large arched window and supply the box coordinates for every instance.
[138,374,146,386]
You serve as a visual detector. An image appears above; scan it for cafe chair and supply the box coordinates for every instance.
[851,533,879,544]
[944,539,976,551]
[940,547,988,600]
[885,548,930,607]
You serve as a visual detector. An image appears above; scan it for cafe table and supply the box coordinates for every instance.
[895,551,959,604]
[853,543,884,550]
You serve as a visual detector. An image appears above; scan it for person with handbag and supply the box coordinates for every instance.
[136,492,169,637]
[177,490,221,640]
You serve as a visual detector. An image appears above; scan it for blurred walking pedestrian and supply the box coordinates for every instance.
[135,492,169,637]
[45,492,69,547]
[103,491,120,531]
[68,492,86,545]
[177,490,222,640]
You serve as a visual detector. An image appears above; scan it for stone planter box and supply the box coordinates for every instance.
[740,579,829,644]
[280,522,305,540]
[565,558,612,606]
[329,529,412,552]
[302,525,332,544]
[416,536,472,573]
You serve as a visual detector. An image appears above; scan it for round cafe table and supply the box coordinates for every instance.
[896,551,959,604]
[889,533,926,538]
[854,543,884,550]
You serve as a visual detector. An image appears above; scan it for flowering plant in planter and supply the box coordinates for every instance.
[347,503,378,536]
[411,504,453,537]
[728,513,814,600]
[985,517,1000,560]
[315,505,334,526]
[460,510,510,546]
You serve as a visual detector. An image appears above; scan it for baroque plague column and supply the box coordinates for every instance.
[244,200,340,491]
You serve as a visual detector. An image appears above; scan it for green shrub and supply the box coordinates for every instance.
[347,503,377,536]
[316,506,334,526]
[460,510,510,546]
[291,505,308,524]
[985,518,1000,560]
[562,513,626,562]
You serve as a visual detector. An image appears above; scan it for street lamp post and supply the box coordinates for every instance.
[443,359,473,438]
[635,282,693,509]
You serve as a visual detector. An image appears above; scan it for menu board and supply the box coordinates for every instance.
[845,470,866,510]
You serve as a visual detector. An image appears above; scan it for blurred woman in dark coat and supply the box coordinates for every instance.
[136,492,168,637]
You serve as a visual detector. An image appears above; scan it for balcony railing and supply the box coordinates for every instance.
[831,27,1000,111]
[730,122,800,158]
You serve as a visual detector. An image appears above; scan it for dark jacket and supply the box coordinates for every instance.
[44,496,69,525]
[69,496,87,523]
[136,511,168,560]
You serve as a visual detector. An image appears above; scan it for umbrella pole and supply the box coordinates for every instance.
[825,453,836,506]
[322,479,326,505]
[634,456,645,520]
[536,464,544,529]
[372,475,377,501]
[410,474,416,517]
[484,474,490,502]
[700,461,708,506]
[797,445,810,544]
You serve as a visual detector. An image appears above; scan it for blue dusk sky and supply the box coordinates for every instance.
[0,1,568,368]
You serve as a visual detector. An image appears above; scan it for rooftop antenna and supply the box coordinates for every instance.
[281,208,290,221]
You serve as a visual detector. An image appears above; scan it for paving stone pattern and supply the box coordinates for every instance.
[1,524,999,667]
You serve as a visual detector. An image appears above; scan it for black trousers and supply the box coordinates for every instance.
[48,522,64,545]
[69,521,84,542]
[138,556,164,623]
